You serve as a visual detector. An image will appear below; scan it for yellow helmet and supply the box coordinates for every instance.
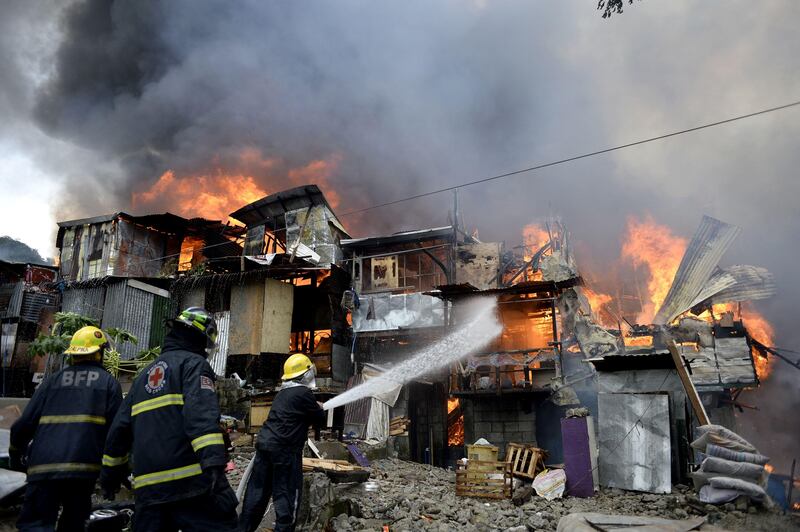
[282,353,314,380]
[65,326,109,356]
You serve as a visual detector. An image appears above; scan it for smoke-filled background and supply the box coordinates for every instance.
[1,1,798,467]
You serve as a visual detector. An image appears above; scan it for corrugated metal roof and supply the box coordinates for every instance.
[708,265,776,305]
[653,216,741,325]
[341,226,453,249]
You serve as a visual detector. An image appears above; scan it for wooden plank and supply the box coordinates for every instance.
[261,278,294,353]
[667,340,710,426]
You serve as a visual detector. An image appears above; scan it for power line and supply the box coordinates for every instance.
[340,99,800,217]
[64,98,800,274]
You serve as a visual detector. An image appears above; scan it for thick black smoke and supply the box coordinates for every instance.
[8,1,800,468]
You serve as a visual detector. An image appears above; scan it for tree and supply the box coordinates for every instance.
[598,0,640,18]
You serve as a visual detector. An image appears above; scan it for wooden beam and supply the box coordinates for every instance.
[667,339,710,426]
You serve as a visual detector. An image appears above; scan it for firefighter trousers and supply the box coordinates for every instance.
[239,446,303,532]
[133,481,238,532]
[17,478,95,532]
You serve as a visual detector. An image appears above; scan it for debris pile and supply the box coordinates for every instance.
[256,457,796,531]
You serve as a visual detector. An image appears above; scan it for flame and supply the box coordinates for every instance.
[132,151,342,222]
[133,170,266,221]
[794,502,800,511]
[621,216,688,323]
[764,464,774,473]
[584,288,614,325]
[518,224,550,282]
[447,397,465,446]
[178,235,205,271]
[624,335,654,348]
[740,304,774,380]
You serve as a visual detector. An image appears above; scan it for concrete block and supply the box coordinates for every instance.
[475,422,493,436]
[491,422,505,432]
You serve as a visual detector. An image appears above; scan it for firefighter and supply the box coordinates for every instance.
[239,353,326,532]
[100,307,238,531]
[9,325,122,531]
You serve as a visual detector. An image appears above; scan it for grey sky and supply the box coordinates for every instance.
[1,1,798,465]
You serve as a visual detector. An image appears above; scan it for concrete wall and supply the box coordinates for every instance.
[462,396,537,460]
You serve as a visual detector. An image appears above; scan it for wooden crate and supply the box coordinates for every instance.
[505,443,546,480]
[456,460,513,500]
[466,444,499,463]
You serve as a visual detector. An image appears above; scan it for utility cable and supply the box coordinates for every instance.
[340,99,800,217]
[63,99,800,278]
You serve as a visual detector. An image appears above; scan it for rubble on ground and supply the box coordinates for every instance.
[226,454,799,531]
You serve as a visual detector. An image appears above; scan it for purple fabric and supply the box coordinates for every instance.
[561,417,594,498]
[347,444,370,467]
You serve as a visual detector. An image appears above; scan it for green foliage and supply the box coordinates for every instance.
[53,312,99,336]
[598,0,640,18]
[106,327,138,347]
[29,333,71,358]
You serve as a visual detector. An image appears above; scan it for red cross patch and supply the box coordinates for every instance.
[144,361,168,394]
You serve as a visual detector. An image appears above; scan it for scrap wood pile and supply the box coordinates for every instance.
[690,424,773,507]
[303,457,370,484]
[389,416,410,436]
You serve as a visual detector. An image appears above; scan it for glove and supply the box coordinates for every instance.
[207,465,227,493]
[8,448,26,472]
[99,468,124,501]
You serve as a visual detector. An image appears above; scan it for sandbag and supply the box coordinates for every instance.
[706,444,769,465]
[690,470,767,491]
[709,476,768,502]
[691,424,756,453]
[532,468,566,501]
[699,484,741,505]
[700,456,765,481]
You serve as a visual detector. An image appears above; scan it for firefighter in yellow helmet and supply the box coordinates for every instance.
[10,326,123,531]
[239,353,326,531]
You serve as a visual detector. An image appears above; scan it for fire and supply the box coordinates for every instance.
[764,464,774,474]
[132,150,342,222]
[584,288,614,325]
[519,224,550,282]
[133,170,266,221]
[447,397,465,446]
[621,216,687,323]
[523,224,550,255]
[740,304,774,380]
[794,502,800,511]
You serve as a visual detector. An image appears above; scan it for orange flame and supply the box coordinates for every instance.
[740,304,774,380]
[133,170,267,222]
[621,215,687,323]
[447,397,464,446]
[132,151,342,222]
[584,288,614,325]
[764,464,774,473]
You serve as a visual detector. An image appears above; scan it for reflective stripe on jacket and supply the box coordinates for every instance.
[10,361,122,481]
[102,348,226,506]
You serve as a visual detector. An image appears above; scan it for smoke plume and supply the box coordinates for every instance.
[3,0,800,468]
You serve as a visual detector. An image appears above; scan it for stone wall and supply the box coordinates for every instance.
[462,396,537,459]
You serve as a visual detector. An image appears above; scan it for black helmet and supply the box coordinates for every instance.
[171,307,218,349]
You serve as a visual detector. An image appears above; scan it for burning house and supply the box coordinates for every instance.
[337,219,583,465]
[56,212,242,359]
[170,185,351,406]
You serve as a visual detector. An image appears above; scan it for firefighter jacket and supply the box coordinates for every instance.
[9,361,122,482]
[258,384,325,452]
[102,331,226,507]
